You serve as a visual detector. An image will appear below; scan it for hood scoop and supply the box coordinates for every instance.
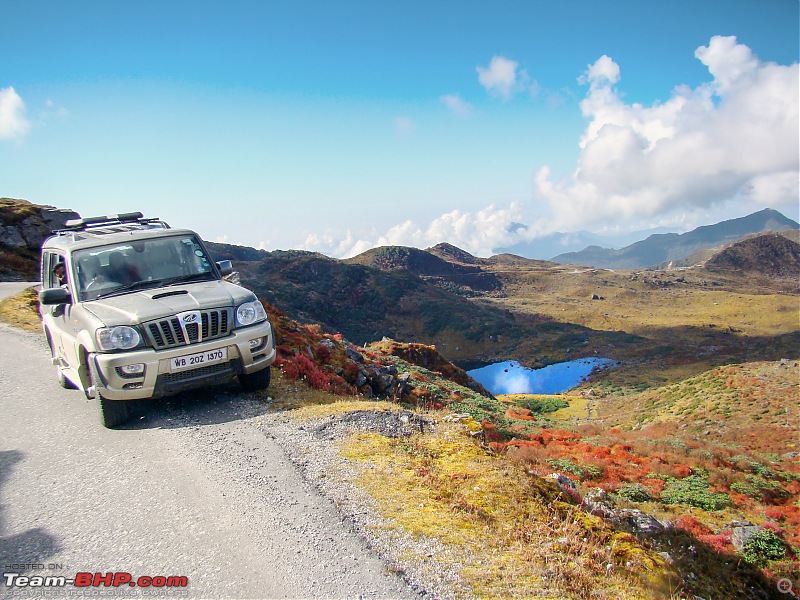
[152,289,190,300]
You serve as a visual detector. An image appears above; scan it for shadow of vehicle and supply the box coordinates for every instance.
[116,383,275,431]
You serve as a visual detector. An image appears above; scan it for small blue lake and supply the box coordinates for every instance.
[467,358,617,395]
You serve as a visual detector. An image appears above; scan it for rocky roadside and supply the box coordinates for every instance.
[250,405,472,600]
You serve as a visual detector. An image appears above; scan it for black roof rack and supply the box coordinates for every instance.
[55,212,171,234]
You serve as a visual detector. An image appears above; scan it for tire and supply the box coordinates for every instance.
[239,366,271,392]
[98,395,132,429]
[87,357,131,428]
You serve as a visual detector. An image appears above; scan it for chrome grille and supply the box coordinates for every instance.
[145,308,232,349]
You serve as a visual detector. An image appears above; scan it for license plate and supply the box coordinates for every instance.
[170,347,228,372]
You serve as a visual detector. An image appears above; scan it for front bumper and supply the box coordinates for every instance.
[89,320,275,400]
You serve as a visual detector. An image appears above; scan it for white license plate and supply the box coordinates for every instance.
[170,347,228,372]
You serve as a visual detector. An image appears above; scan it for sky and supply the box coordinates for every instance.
[1,0,798,258]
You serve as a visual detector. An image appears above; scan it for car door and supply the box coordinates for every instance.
[41,251,81,378]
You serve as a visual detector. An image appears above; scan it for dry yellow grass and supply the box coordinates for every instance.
[339,420,678,599]
[0,287,41,332]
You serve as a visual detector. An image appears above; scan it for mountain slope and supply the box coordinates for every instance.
[346,244,503,295]
[705,233,800,277]
[550,208,799,269]
[206,242,523,360]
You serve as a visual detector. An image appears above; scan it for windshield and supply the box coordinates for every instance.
[73,234,216,301]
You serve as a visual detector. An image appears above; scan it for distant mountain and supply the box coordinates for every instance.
[494,227,675,259]
[494,231,605,259]
[345,244,502,294]
[426,242,487,266]
[550,209,799,269]
[345,244,481,276]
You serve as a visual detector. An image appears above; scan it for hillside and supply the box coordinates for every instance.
[705,233,800,278]
[551,208,799,269]
[206,241,529,361]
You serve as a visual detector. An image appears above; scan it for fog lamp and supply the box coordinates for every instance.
[119,364,145,376]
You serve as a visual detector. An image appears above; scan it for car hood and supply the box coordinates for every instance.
[82,281,255,326]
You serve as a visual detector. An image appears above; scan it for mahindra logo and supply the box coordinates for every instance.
[177,311,203,342]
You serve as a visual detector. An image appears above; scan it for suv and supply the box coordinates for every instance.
[39,212,276,428]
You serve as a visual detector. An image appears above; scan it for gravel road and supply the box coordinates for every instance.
[0,283,426,600]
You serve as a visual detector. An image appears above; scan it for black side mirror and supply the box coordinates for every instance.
[216,260,233,277]
[39,287,72,306]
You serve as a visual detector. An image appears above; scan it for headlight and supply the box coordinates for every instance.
[236,300,267,327]
[96,326,142,351]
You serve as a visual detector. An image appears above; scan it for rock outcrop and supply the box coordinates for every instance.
[0,198,79,281]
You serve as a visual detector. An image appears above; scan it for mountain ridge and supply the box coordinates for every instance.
[549,208,799,269]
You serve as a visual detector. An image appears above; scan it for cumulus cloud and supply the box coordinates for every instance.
[301,203,527,259]
[534,36,799,230]
[478,56,529,99]
[440,93,474,117]
[0,86,30,140]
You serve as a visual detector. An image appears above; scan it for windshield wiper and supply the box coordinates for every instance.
[95,280,161,299]
[157,272,215,288]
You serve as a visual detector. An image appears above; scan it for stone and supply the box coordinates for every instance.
[547,473,577,492]
[616,509,665,536]
[582,487,615,518]
[345,347,364,363]
[319,338,336,351]
[732,524,760,551]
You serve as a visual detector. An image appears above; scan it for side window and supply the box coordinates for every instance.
[42,252,68,289]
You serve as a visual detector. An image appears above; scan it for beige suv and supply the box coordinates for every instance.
[39,212,275,428]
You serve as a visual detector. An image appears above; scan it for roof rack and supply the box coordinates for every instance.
[54,212,171,234]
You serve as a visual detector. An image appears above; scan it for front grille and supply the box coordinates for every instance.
[144,308,232,349]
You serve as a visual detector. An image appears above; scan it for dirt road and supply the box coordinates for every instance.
[0,283,419,599]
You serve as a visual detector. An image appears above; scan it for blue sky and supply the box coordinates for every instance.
[1,1,798,257]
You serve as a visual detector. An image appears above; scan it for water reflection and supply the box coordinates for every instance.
[467,358,616,395]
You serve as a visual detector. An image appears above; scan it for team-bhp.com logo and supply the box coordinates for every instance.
[4,571,188,589]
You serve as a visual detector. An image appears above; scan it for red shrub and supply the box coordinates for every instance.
[675,515,713,537]
[315,344,331,363]
[506,408,536,421]
[697,533,734,554]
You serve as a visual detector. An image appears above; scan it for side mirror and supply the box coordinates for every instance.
[39,287,71,306]
[216,260,233,277]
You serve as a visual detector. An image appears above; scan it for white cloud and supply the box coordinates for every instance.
[477,56,528,99]
[302,37,798,260]
[301,203,528,259]
[300,229,376,258]
[440,93,473,117]
[0,86,31,141]
[534,36,799,230]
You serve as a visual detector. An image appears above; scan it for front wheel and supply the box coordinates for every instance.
[239,366,271,392]
[87,357,132,428]
[98,396,132,429]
